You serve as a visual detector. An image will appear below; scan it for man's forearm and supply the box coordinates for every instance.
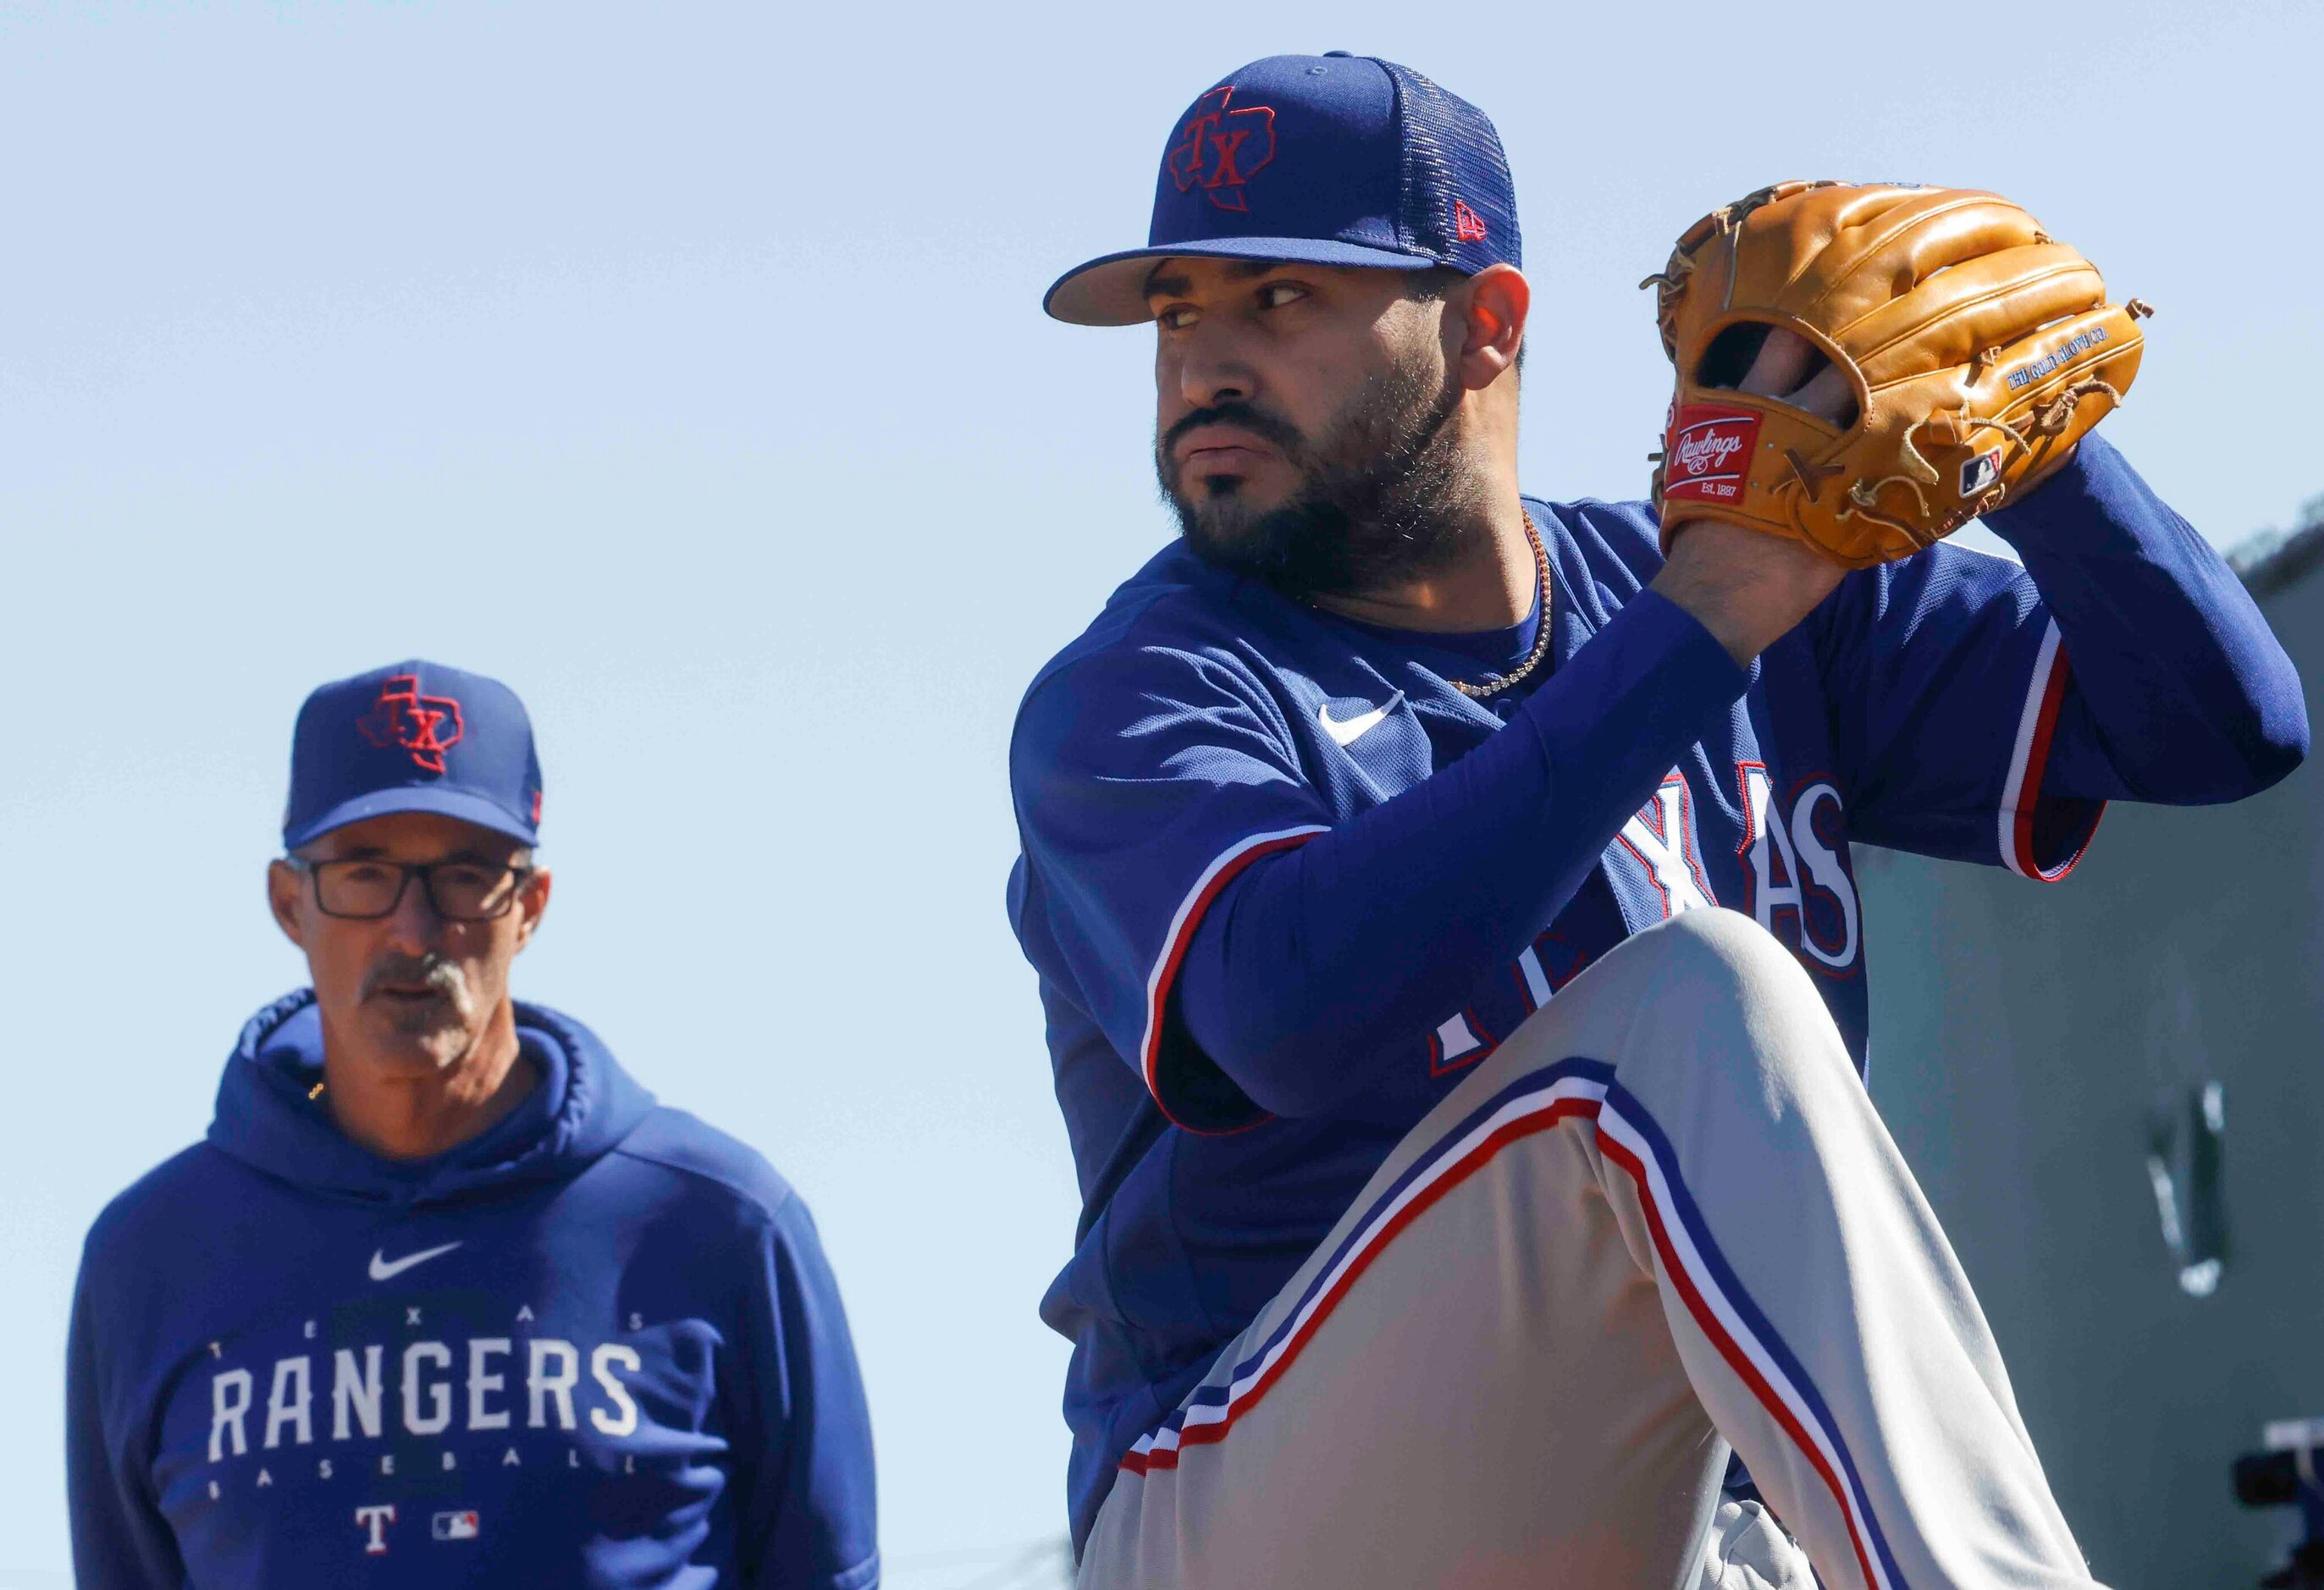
[1174,591,1747,1118]
[1987,434,2307,803]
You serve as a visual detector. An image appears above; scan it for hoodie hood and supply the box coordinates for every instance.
[207,990,658,1206]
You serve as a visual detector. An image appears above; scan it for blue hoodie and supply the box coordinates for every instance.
[67,992,880,1589]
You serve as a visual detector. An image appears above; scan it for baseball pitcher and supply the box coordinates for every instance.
[1005,52,2307,1589]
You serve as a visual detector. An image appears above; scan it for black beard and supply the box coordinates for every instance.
[1156,351,1480,602]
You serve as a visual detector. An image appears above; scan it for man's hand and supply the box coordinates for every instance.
[1651,327,1848,665]
[1653,516,1844,665]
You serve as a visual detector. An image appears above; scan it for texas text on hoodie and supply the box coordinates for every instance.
[67,992,880,1589]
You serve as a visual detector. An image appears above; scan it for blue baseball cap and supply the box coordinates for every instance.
[1044,52,1521,327]
[282,660,544,851]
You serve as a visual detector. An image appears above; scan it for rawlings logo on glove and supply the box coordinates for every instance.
[1664,407,1762,504]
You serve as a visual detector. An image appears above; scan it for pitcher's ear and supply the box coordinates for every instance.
[1456,264,1529,389]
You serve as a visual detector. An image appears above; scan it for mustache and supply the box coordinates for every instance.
[360,953,467,1002]
[1160,401,1305,462]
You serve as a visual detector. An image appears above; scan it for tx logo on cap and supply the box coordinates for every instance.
[1169,86,1276,213]
[356,674,465,775]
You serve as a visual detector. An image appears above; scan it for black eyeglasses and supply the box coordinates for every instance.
[288,858,533,921]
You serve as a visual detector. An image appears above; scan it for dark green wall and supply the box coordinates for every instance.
[1861,562,2321,1589]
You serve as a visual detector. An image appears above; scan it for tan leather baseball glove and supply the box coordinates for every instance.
[1644,180,2151,568]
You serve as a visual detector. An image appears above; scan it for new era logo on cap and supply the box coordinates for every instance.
[1044,52,1521,326]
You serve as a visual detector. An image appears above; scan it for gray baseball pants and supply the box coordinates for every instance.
[1078,908,2101,1590]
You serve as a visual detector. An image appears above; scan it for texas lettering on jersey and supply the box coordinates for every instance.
[1615,765,1860,980]
[1428,764,1864,1074]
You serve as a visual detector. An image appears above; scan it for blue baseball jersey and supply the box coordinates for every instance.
[68,994,880,1590]
[1006,437,2305,1551]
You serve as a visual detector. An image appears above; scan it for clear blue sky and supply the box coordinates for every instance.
[2,3,2317,1582]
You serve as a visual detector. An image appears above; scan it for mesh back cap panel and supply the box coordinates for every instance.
[1380,59,1521,273]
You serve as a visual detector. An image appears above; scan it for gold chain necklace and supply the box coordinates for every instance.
[1451,512,1553,699]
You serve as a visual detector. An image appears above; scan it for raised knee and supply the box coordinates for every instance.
[1598,909,1841,1083]
[1626,908,1809,998]
[1485,908,1843,1099]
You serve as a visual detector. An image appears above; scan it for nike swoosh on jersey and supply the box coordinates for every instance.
[1318,693,1402,748]
[368,1240,463,1283]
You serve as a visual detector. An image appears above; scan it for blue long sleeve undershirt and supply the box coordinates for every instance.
[1985,439,2306,803]
[1174,439,2306,1121]
[1173,589,1747,1119]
